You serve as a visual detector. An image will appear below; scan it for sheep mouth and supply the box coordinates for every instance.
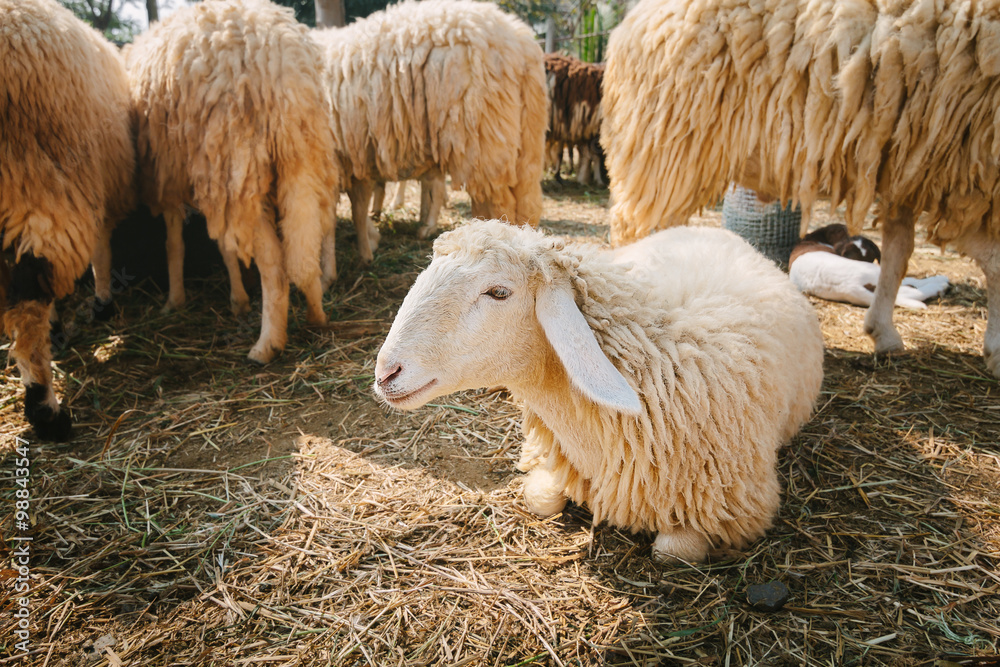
[379,379,438,408]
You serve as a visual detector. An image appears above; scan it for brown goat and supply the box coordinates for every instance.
[544,53,605,186]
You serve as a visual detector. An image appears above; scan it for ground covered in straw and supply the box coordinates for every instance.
[2,178,999,666]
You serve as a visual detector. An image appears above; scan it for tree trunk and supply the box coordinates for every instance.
[146,0,158,24]
[545,16,557,52]
[315,0,345,27]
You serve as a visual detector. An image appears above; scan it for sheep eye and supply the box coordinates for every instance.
[484,285,512,300]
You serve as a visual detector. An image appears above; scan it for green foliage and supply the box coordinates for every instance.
[59,0,140,43]
[558,0,628,63]
[496,0,558,26]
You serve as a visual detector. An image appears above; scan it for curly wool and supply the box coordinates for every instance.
[313,0,547,226]
[126,0,338,287]
[0,0,135,297]
[603,0,1000,246]
[436,221,824,548]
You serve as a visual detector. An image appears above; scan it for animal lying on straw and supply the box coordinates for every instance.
[1,0,135,441]
[601,0,1000,377]
[374,220,824,562]
[126,0,338,363]
[544,53,605,186]
[790,224,950,309]
[312,0,547,257]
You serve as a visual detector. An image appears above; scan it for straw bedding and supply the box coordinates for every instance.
[0,193,998,666]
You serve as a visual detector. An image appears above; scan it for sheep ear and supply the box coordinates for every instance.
[535,283,643,415]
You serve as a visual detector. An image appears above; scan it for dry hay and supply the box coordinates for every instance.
[1,181,999,666]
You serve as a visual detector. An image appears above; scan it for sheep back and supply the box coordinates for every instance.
[602,0,1000,246]
[127,0,338,279]
[520,225,824,548]
[0,0,135,297]
[314,0,547,226]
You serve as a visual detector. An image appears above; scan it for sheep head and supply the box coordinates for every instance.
[374,220,641,414]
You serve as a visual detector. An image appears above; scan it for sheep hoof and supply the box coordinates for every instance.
[863,320,904,355]
[417,225,437,240]
[230,297,251,317]
[652,530,710,564]
[91,297,116,322]
[248,344,280,365]
[985,347,1000,379]
[24,384,73,442]
[161,299,184,315]
[305,307,328,327]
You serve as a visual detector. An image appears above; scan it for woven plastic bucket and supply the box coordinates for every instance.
[721,184,801,269]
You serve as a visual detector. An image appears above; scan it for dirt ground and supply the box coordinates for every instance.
[1,176,998,666]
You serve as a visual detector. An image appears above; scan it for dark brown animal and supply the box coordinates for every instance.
[544,53,604,185]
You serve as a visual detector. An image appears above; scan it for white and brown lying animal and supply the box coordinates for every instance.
[789,224,949,310]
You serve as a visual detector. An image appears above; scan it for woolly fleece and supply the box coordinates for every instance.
[602,0,1000,246]
[313,0,547,226]
[126,0,338,290]
[1,0,135,297]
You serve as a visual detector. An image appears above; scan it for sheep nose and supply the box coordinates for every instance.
[376,362,403,387]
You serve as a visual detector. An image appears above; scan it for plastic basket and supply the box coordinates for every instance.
[721,184,801,270]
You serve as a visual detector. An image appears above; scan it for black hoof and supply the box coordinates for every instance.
[92,297,116,322]
[24,384,73,442]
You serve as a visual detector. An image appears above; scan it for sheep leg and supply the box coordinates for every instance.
[576,142,593,185]
[417,172,446,239]
[982,254,1000,378]
[371,182,386,220]
[219,244,251,317]
[652,528,711,564]
[554,143,565,184]
[391,181,407,209]
[4,253,72,441]
[956,232,1000,377]
[91,221,115,320]
[863,207,914,355]
[248,218,289,364]
[347,179,379,264]
[162,207,186,313]
[321,227,336,291]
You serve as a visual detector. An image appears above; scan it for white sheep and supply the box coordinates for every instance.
[312,0,547,258]
[1,0,136,441]
[373,220,824,562]
[126,0,339,363]
[789,224,950,309]
[601,0,1000,376]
